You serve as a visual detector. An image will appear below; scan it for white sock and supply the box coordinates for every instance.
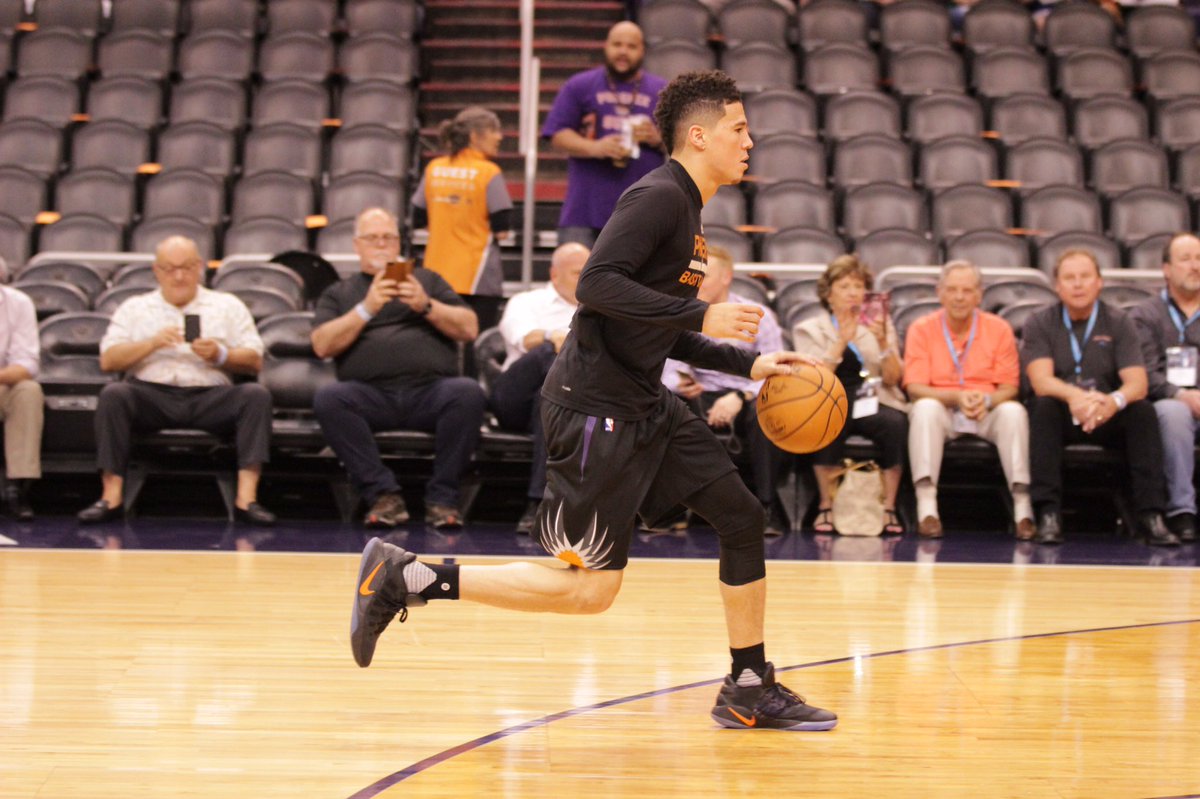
[916,479,938,520]
[402,560,436,594]
[1012,485,1033,522]
[735,668,763,687]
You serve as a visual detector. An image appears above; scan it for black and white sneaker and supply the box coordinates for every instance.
[350,537,426,667]
[711,662,837,731]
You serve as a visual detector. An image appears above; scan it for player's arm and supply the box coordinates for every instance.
[576,184,727,331]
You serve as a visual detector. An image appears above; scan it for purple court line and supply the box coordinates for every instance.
[346,617,1200,799]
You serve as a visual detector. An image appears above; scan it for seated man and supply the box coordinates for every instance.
[1023,248,1177,546]
[0,256,43,520]
[1129,231,1200,543]
[903,260,1033,540]
[490,242,589,534]
[311,207,486,529]
[660,245,788,536]
[78,236,275,525]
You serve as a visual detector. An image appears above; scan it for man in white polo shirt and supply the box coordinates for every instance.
[490,242,588,532]
[77,236,276,526]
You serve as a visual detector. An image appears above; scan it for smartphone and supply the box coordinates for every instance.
[383,259,413,283]
[184,314,201,343]
[859,292,888,326]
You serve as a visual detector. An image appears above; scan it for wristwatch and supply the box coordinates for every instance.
[418,299,433,316]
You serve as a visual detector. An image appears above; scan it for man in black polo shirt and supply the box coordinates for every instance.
[310,207,486,530]
[1022,248,1177,546]
[347,71,838,732]
[1129,232,1200,543]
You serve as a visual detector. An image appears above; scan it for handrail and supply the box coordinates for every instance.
[517,0,538,289]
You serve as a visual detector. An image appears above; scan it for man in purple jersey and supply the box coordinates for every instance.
[541,21,668,248]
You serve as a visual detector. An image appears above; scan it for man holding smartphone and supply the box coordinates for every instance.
[77,236,276,525]
[310,207,485,530]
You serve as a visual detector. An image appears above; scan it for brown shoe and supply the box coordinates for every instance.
[425,503,463,530]
[918,515,943,538]
[1015,518,1035,541]
[363,492,409,528]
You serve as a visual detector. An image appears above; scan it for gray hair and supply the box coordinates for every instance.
[938,259,982,289]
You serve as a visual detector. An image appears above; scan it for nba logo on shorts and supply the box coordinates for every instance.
[604,418,615,432]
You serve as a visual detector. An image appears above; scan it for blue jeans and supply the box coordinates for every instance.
[313,378,486,507]
[1155,398,1199,517]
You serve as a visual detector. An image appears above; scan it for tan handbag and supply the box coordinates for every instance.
[830,459,885,537]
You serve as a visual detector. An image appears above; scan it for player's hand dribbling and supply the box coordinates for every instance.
[702,302,762,342]
[750,351,823,380]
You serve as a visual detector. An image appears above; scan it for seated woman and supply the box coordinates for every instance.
[792,254,908,534]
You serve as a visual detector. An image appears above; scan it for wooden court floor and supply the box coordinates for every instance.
[2,548,1199,798]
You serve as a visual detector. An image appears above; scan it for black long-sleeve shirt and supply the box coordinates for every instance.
[542,159,757,420]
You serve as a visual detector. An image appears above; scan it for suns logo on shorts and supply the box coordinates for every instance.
[538,501,615,570]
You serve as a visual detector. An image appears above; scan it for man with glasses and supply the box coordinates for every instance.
[1129,232,1200,543]
[77,236,276,525]
[310,207,485,529]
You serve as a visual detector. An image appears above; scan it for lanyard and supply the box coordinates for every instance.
[939,309,978,386]
[830,314,864,370]
[1163,289,1200,344]
[1062,301,1099,378]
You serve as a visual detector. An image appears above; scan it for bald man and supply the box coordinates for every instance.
[311,208,485,530]
[541,21,667,247]
[490,241,589,532]
[78,236,275,525]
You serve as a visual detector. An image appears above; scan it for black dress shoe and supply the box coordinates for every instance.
[1034,511,1063,545]
[1138,511,1180,546]
[4,481,33,521]
[77,499,123,524]
[515,500,539,535]
[1166,512,1197,543]
[234,502,276,526]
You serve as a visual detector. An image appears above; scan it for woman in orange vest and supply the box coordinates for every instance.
[411,107,513,330]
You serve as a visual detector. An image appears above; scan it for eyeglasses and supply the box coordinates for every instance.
[356,233,401,246]
[153,261,201,275]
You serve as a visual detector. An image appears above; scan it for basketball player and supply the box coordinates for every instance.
[351,71,837,731]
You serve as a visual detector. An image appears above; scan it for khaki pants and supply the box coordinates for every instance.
[908,397,1029,489]
[0,380,43,479]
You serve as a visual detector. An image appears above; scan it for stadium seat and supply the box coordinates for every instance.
[156,122,237,178]
[110,0,181,36]
[931,184,1012,240]
[1090,139,1169,198]
[186,0,258,37]
[69,121,151,175]
[762,226,845,265]
[17,261,106,300]
[1100,283,1155,308]
[981,278,1057,312]
[1005,138,1085,194]
[131,215,216,260]
[643,39,716,80]
[343,0,423,39]
[1175,142,1200,199]
[729,275,770,306]
[1056,47,1133,102]
[338,81,417,133]
[1108,187,1190,248]
[945,229,1031,269]
[251,79,331,131]
[842,183,928,241]
[33,0,103,36]
[702,225,754,262]
[258,310,336,415]
[241,123,323,179]
[747,133,825,185]
[998,299,1050,337]
[1126,5,1197,60]
[38,213,124,259]
[142,168,224,226]
[721,42,797,92]
[169,78,246,132]
[97,30,174,81]
[894,300,943,348]
[700,185,747,228]
[752,181,835,231]
[1042,1,1116,56]
[258,32,335,83]
[0,166,46,228]
[717,0,792,49]
[226,286,302,320]
[0,119,62,178]
[1020,185,1103,238]
[3,75,79,129]
[323,172,403,225]
[178,30,255,82]
[230,172,316,225]
[15,28,92,80]
[339,33,418,85]
[1142,51,1200,106]
[880,0,951,51]
[832,135,912,189]
[803,43,878,95]
[316,218,356,255]
[962,0,1033,54]
[94,284,152,315]
[0,213,29,269]
[889,45,965,96]
[266,0,337,35]
[212,262,306,308]
[88,77,163,131]
[918,136,998,192]
[856,228,939,270]
[15,279,90,319]
[1157,98,1200,154]
[1036,230,1121,276]
[1126,233,1175,271]
[640,0,712,46]
[328,124,410,180]
[55,168,137,228]
[971,46,1049,100]
[906,93,983,145]
[796,0,868,51]
[112,262,157,288]
[887,281,939,311]
[774,279,821,321]
[989,93,1068,145]
[1073,95,1149,151]
[823,91,901,141]
[224,217,309,256]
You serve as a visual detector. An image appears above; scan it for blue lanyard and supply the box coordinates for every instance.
[1163,289,1200,344]
[830,314,864,368]
[1062,301,1099,378]
[939,310,978,387]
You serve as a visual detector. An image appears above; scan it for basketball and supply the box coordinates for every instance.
[756,364,849,454]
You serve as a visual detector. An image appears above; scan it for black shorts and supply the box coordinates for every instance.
[534,394,737,570]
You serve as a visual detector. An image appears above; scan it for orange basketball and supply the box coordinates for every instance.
[756,364,848,454]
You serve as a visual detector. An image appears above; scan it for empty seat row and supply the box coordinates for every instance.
[2,27,418,84]
[643,0,1196,60]
[646,36,1200,102]
[1,75,417,134]
[0,118,414,183]
[0,0,421,40]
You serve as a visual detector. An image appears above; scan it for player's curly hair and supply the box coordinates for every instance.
[653,70,742,155]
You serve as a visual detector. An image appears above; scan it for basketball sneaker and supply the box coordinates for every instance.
[710,662,837,731]
[350,537,427,667]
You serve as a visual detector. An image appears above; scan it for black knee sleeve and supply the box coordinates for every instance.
[684,472,766,586]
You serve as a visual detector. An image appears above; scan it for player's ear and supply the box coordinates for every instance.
[687,123,707,150]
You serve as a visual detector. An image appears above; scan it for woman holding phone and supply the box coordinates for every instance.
[792,255,908,534]
[411,106,513,332]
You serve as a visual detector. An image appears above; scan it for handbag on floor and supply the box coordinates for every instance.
[830,459,885,537]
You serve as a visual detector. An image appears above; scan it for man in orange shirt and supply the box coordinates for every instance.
[903,260,1033,540]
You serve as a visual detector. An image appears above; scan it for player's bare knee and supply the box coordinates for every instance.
[569,568,623,614]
